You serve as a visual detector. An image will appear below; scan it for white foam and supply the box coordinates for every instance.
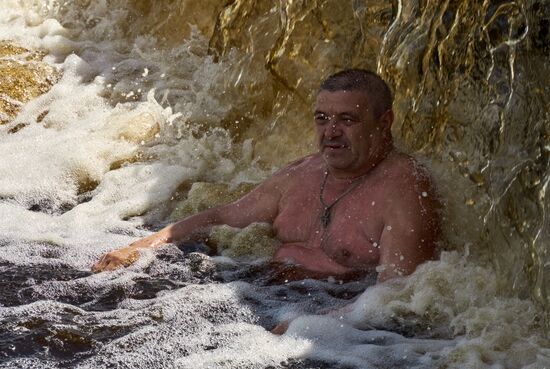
[286,315,451,368]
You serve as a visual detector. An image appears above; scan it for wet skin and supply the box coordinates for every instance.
[93,90,440,283]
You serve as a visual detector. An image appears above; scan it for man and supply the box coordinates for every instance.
[92,69,440,284]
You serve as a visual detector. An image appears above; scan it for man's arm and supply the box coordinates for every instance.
[377,165,440,282]
[92,173,283,272]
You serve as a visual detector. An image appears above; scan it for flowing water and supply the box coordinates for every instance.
[1,0,549,368]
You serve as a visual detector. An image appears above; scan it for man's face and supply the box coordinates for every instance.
[314,89,389,176]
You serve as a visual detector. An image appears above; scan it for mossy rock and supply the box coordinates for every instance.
[169,181,256,221]
[208,222,279,258]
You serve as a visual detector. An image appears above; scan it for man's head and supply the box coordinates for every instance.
[318,69,393,119]
[314,69,394,178]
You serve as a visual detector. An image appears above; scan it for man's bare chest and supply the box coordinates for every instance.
[272,181,386,265]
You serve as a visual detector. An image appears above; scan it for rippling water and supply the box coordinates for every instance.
[1,1,550,368]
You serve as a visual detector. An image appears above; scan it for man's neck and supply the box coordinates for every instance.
[327,146,394,181]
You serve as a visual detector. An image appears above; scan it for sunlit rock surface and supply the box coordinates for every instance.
[0,41,59,124]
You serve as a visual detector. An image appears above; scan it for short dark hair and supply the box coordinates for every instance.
[319,69,393,118]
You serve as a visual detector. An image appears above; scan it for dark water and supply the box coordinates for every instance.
[0,243,372,368]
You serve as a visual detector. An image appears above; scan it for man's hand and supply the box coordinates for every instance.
[92,246,140,272]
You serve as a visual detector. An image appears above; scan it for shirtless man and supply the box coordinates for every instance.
[92,69,440,283]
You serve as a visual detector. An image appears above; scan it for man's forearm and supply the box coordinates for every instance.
[129,207,224,250]
[165,208,223,244]
[92,191,270,272]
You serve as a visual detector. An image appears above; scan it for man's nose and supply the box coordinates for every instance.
[325,119,342,137]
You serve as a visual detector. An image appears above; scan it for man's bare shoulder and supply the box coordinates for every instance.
[270,153,324,181]
[377,151,435,192]
[377,151,441,227]
[255,154,324,199]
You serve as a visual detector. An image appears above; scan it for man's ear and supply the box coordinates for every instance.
[379,109,394,129]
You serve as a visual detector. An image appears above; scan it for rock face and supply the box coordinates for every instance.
[0,42,59,124]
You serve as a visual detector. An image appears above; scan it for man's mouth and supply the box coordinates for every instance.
[323,142,348,150]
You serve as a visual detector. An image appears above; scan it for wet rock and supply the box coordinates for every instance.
[0,41,60,124]
[187,251,216,276]
[209,222,279,258]
[169,181,256,220]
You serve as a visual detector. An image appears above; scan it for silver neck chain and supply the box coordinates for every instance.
[319,170,368,228]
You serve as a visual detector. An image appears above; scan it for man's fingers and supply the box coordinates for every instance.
[103,261,120,271]
[91,261,108,273]
[91,257,106,273]
[92,254,119,272]
[92,249,140,273]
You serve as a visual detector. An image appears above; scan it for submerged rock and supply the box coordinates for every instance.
[209,222,279,258]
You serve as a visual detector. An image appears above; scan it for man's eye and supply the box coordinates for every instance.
[314,115,329,124]
[342,117,358,126]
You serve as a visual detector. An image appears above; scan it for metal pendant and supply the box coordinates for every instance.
[321,207,331,228]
